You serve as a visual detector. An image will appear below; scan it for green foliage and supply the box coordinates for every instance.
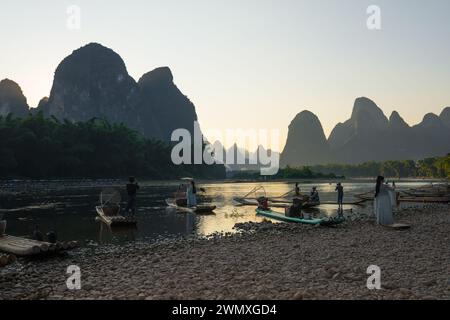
[0,112,225,179]
[310,156,450,179]
[231,155,450,180]
[229,165,339,180]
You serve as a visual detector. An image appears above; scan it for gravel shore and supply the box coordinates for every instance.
[1,205,449,300]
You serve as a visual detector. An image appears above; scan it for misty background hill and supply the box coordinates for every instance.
[1,44,449,170]
[0,43,198,143]
[280,97,450,167]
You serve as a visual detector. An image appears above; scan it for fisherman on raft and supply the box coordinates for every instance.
[125,176,140,215]
[294,182,301,196]
[286,197,303,218]
[310,186,320,202]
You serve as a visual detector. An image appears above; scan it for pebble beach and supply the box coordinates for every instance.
[1,204,449,300]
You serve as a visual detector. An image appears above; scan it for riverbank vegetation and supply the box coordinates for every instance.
[309,155,450,179]
[229,155,450,180]
[0,113,225,179]
[229,166,341,180]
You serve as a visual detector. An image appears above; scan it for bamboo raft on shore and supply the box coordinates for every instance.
[96,206,137,227]
[0,235,78,256]
[355,184,450,204]
[398,196,450,203]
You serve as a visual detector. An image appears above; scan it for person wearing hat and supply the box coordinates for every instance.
[294,182,301,196]
[309,186,320,203]
[335,182,344,212]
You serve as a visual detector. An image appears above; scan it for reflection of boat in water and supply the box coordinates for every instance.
[98,219,137,244]
[95,206,137,227]
[165,198,216,214]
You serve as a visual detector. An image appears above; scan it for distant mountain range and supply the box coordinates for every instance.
[280,97,450,166]
[0,43,198,142]
[1,44,449,169]
[222,143,279,172]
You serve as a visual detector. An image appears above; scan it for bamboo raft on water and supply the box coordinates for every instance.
[0,235,78,256]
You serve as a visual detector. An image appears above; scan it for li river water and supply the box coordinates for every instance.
[0,180,432,246]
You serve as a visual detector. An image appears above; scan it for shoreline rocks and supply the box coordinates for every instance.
[1,205,449,300]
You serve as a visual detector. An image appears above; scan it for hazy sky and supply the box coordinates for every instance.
[1,0,449,151]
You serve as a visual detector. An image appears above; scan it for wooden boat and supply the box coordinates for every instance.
[398,196,450,203]
[384,223,411,230]
[0,235,77,256]
[354,192,374,201]
[232,197,290,208]
[320,199,367,206]
[165,198,216,214]
[268,195,309,203]
[402,190,447,197]
[256,208,323,225]
[95,206,137,227]
[233,196,320,209]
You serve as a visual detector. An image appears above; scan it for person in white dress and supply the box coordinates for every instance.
[374,176,394,225]
[186,180,197,207]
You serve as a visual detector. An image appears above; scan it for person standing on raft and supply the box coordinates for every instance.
[374,176,394,225]
[294,182,301,196]
[125,176,140,215]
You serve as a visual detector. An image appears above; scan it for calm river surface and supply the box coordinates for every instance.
[0,180,432,245]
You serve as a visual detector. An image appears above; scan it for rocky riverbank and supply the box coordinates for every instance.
[1,205,449,300]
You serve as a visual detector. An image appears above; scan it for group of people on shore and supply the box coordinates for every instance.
[123,176,397,226]
[124,177,199,216]
[291,178,396,225]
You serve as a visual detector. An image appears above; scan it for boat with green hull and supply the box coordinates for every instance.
[256,208,323,225]
[256,208,345,226]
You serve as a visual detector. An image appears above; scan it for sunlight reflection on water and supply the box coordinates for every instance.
[2,180,431,245]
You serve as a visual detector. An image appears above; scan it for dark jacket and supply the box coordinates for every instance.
[126,183,140,196]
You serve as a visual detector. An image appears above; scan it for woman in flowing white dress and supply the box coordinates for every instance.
[374,176,394,225]
[186,180,197,207]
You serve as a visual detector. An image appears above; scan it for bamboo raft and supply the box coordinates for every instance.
[96,206,137,227]
[398,196,450,203]
[355,184,450,204]
[0,235,78,256]
[165,199,216,214]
